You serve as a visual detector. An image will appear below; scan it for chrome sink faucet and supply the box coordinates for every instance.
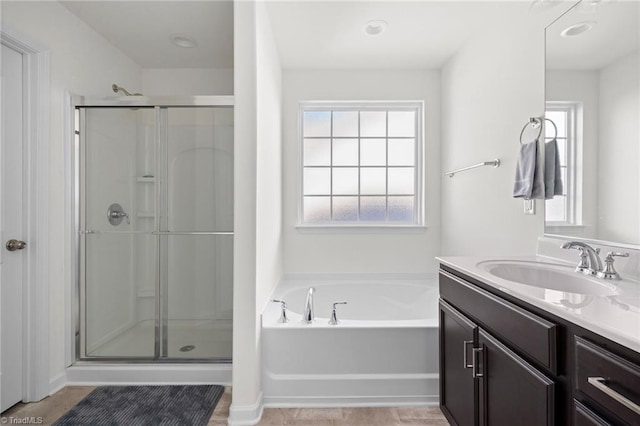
[561,241,603,276]
[302,287,315,324]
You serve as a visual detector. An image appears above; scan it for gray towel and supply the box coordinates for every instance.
[544,138,563,199]
[513,140,544,199]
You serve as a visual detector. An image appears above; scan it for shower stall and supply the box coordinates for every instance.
[74,96,233,362]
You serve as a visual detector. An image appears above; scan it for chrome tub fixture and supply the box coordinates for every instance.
[271,299,289,323]
[328,301,348,325]
[302,287,315,324]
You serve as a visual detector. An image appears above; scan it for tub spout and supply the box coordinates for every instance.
[302,287,315,324]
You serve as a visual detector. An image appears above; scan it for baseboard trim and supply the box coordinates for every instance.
[49,371,67,396]
[263,372,439,408]
[65,363,232,386]
[228,391,264,426]
[263,395,439,408]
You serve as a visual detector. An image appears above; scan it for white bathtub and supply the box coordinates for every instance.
[261,276,440,407]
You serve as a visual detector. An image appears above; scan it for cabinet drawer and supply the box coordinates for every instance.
[440,270,558,374]
[575,336,640,425]
[574,400,612,426]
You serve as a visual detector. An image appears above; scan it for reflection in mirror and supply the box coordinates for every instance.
[545,0,639,246]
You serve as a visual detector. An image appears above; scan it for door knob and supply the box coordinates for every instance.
[6,239,27,251]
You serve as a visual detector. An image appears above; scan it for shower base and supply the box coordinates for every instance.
[86,319,232,360]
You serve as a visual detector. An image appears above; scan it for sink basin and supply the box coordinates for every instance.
[477,260,619,296]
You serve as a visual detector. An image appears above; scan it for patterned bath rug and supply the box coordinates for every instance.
[53,385,224,426]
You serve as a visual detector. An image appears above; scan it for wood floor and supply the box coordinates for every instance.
[1,386,449,425]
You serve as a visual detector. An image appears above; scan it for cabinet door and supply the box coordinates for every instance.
[440,300,478,426]
[478,329,555,426]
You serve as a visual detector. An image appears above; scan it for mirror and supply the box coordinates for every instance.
[544,0,639,247]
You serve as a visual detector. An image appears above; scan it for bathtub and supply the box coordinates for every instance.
[261,276,440,407]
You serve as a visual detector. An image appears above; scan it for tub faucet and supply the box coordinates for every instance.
[561,241,602,275]
[302,287,315,324]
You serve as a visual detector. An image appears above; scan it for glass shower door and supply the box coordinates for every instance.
[80,105,233,361]
[160,107,233,360]
[81,107,158,358]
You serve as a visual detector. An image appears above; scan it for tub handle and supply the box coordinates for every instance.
[463,340,474,369]
[328,301,347,325]
[472,347,484,379]
[271,299,288,324]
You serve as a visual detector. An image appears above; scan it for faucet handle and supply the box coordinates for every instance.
[597,252,629,280]
[573,247,591,274]
[329,301,347,325]
[607,252,629,259]
[271,299,288,323]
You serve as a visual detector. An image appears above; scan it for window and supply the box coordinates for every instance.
[300,101,423,227]
[545,102,580,225]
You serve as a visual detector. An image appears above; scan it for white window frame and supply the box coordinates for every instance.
[297,101,425,229]
[545,101,582,227]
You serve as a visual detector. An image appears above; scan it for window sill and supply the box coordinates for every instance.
[295,224,427,234]
[545,223,586,229]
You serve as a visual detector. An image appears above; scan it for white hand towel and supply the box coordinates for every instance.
[544,138,563,199]
[513,140,544,199]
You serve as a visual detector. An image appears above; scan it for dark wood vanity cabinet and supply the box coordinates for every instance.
[439,274,556,426]
[477,329,555,426]
[440,300,477,426]
[439,265,640,426]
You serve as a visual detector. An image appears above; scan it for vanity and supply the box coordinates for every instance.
[438,1,640,423]
[437,253,640,426]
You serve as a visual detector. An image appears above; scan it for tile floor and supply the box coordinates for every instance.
[1,386,449,425]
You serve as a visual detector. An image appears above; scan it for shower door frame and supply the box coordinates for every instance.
[73,95,234,363]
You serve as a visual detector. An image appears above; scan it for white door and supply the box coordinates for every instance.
[0,42,25,412]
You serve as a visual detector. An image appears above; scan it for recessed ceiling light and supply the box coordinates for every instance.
[560,21,596,37]
[363,20,388,36]
[170,33,198,48]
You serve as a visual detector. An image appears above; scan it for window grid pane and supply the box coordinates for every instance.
[545,102,578,225]
[302,104,420,225]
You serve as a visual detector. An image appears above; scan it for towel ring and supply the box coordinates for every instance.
[545,118,558,141]
[519,117,543,145]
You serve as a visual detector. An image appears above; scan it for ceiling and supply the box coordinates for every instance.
[265,1,538,69]
[58,0,597,71]
[546,0,639,70]
[60,0,234,69]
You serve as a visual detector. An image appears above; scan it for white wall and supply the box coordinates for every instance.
[255,3,283,310]
[142,68,233,96]
[598,51,640,244]
[230,1,284,423]
[282,70,441,274]
[1,0,142,385]
[545,70,599,238]
[440,16,547,256]
[230,0,260,422]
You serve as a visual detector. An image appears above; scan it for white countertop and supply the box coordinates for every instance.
[437,255,640,354]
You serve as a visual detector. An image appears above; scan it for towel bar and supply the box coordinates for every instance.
[445,159,501,177]
[520,117,558,144]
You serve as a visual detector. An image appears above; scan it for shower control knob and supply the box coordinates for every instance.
[6,239,27,252]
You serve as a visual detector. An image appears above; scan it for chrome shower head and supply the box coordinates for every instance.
[112,83,142,96]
